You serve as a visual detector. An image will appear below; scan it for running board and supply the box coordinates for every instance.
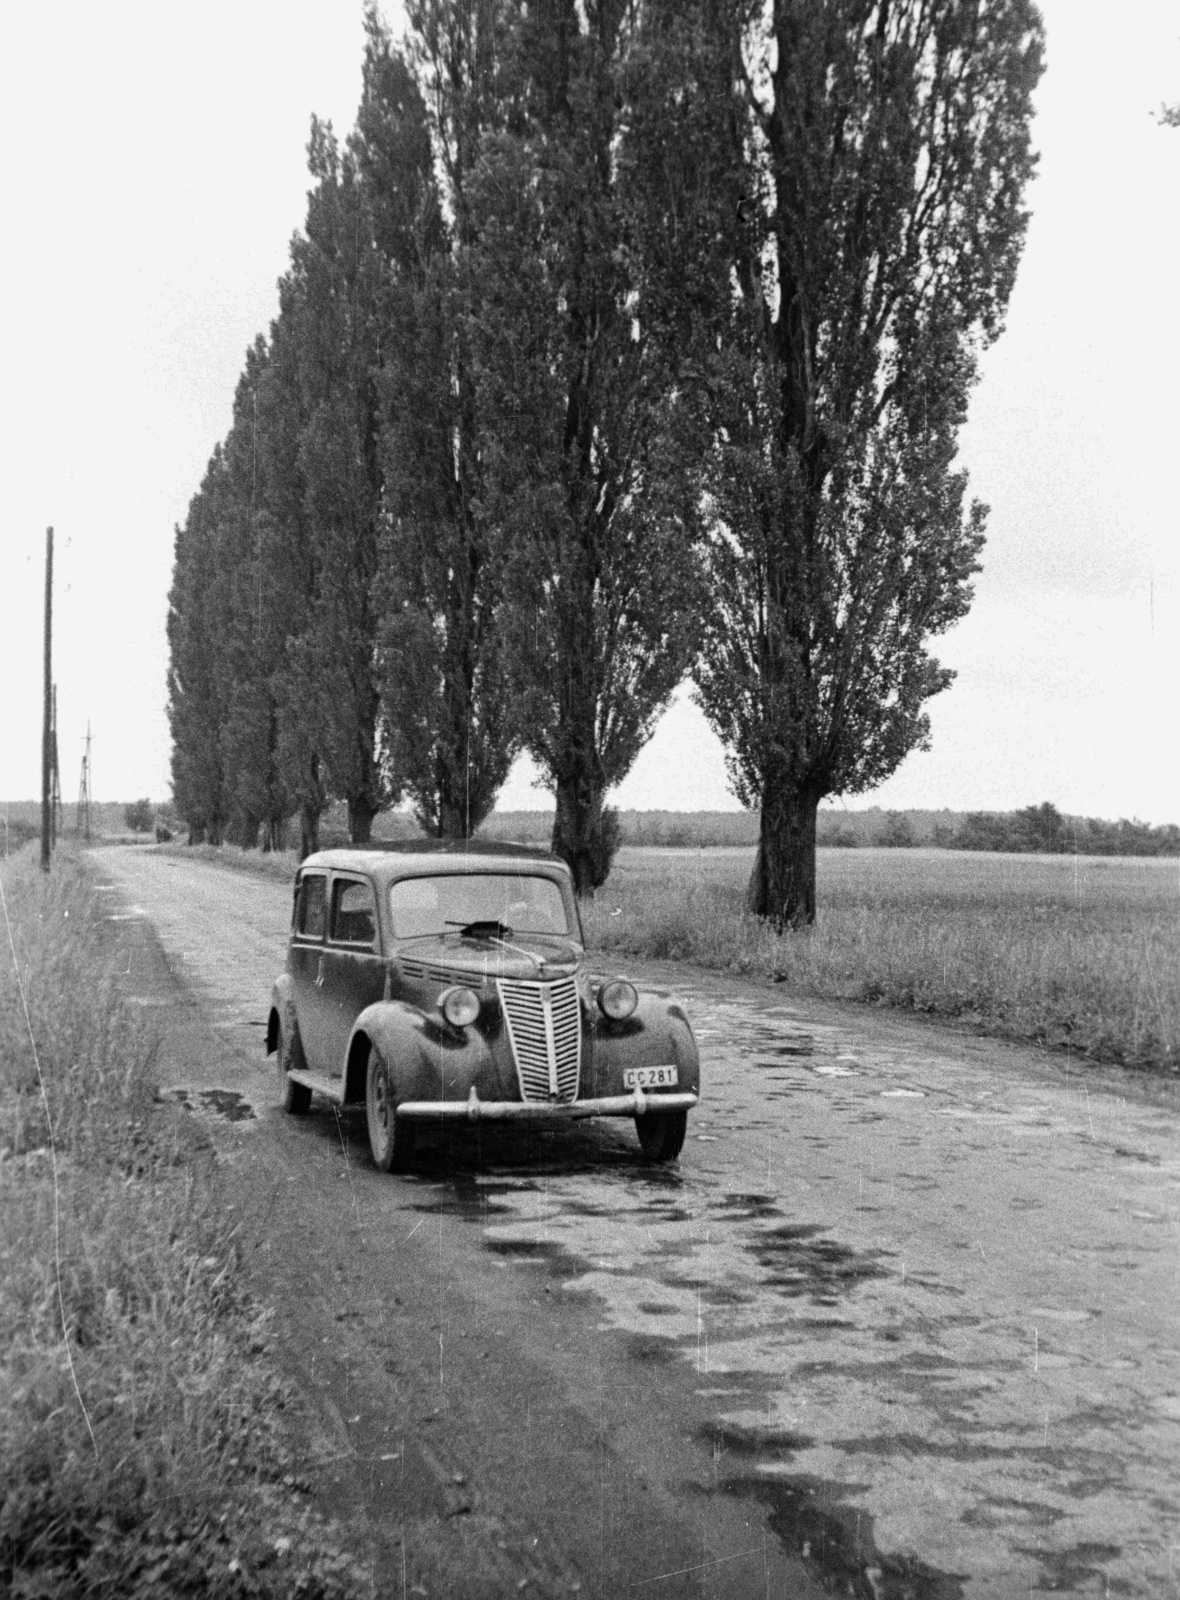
[286,1068,346,1105]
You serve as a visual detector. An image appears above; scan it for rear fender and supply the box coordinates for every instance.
[590,993,700,1099]
[345,1001,500,1107]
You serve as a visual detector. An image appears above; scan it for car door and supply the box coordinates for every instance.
[320,873,386,1080]
[290,869,330,1071]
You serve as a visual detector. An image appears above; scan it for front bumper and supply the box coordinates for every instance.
[396,1083,698,1123]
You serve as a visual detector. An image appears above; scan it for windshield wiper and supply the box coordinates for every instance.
[444,919,514,940]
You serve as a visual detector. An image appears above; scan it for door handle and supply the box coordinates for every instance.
[316,954,325,987]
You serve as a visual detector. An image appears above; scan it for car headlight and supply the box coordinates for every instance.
[440,986,481,1028]
[597,978,638,1021]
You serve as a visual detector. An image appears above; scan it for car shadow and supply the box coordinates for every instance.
[317,1100,680,1183]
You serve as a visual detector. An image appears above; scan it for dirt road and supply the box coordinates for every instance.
[95,846,1180,1597]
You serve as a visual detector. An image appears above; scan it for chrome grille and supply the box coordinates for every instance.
[497,978,581,1104]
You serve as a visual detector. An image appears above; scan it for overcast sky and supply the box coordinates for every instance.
[1,2,1177,821]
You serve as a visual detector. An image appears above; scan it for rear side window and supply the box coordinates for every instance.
[295,873,326,939]
[330,878,377,947]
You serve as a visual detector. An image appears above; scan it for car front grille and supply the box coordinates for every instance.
[496,977,581,1104]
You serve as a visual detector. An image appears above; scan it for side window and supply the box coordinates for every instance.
[295,873,326,940]
[330,878,376,947]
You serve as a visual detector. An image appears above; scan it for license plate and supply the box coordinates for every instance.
[624,1066,679,1089]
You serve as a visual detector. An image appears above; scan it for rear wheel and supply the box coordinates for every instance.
[635,1107,688,1163]
[366,1046,416,1173]
[275,1019,311,1114]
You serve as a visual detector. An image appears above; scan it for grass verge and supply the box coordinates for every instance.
[582,847,1180,1072]
[0,845,369,1598]
[156,840,297,885]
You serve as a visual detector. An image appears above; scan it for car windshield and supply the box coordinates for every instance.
[388,873,573,941]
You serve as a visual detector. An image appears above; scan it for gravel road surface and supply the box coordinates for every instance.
[94,845,1180,1598]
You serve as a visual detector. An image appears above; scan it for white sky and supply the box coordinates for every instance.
[1,2,1177,822]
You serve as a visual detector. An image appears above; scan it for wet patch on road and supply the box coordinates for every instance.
[626,1332,681,1365]
[963,1496,1065,1528]
[743,1028,815,1059]
[749,1222,891,1301]
[484,1237,568,1263]
[717,1192,784,1220]
[1012,1542,1126,1596]
[160,1086,257,1122]
[703,1419,815,1459]
[707,1470,967,1599]
[1113,1145,1161,1165]
[405,1175,523,1221]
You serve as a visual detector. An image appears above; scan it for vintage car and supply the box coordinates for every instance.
[266,844,700,1170]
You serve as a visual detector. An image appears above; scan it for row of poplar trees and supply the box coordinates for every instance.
[168,0,1043,924]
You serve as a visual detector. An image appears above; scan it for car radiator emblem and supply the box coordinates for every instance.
[497,977,581,1104]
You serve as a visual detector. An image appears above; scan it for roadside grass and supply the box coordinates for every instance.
[0,846,369,1598]
[160,839,298,884]
[584,846,1180,1071]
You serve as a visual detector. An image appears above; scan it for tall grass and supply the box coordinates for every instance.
[583,847,1180,1070]
[0,847,367,1598]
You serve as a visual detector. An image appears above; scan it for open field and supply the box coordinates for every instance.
[0,845,368,1597]
[583,845,1180,1072]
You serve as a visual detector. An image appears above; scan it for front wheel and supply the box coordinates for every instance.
[635,1107,688,1163]
[276,1020,311,1114]
[366,1046,416,1173]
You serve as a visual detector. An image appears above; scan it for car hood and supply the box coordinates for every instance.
[392,934,583,985]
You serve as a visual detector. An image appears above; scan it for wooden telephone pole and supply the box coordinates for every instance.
[40,527,53,872]
[50,686,62,846]
[78,722,93,841]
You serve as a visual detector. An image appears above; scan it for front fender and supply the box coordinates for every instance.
[268,973,298,1057]
[344,1000,509,1107]
[589,993,700,1099]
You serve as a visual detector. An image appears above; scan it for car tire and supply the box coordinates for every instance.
[276,1019,311,1114]
[366,1046,416,1173]
[635,1107,688,1163]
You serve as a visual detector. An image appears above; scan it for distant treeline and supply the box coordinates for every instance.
[6,797,1174,860]
[483,802,1180,857]
[938,803,1180,858]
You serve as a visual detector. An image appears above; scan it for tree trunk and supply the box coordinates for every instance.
[299,753,326,861]
[747,785,819,927]
[261,815,286,853]
[348,796,377,845]
[234,812,261,850]
[552,777,619,897]
[437,796,470,840]
[299,803,321,861]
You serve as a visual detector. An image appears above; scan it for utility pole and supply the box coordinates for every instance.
[78,722,93,842]
[41,527,53,872]
[50,684,62,846]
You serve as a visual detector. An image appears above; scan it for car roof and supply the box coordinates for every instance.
[300,843,572,884]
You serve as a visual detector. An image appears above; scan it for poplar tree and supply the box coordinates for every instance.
[373,2,520,838]
[214,339,295,850]
[166,453,233,845]
[453,0,715,890]
[692,0,1044,924]
[260,291,328,858]
[283,116,395,844]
